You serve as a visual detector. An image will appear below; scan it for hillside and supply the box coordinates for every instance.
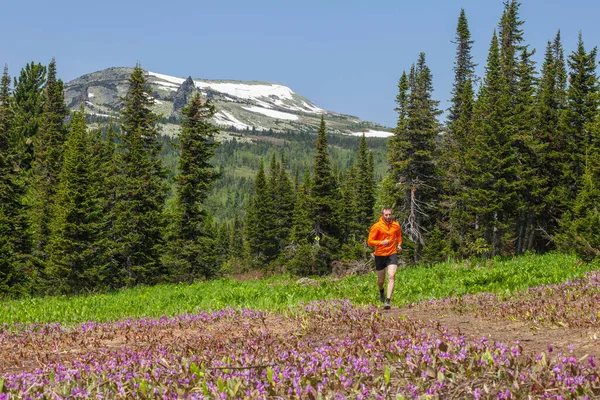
[63,67,393,139]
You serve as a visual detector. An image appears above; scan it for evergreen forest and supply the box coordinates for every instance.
[2,1,600,297]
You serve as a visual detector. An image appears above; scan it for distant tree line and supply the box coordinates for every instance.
[201,130,387,222]
[2,1,600,297]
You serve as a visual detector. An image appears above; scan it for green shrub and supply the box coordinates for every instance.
[286,243,332,276]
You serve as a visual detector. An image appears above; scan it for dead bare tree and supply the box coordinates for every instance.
[395,177,435,261]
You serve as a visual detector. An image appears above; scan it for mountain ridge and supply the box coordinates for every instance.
[63,67,393,138]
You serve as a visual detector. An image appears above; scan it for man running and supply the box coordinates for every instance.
[367,207,402,310]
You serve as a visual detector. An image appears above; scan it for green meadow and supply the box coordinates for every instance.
[0,252,595,326]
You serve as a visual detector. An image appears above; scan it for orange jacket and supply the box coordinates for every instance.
[367,217,402,256]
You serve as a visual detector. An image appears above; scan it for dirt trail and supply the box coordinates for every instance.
[385,306,600,360]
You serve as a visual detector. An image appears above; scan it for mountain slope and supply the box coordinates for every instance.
[64,67,393,138]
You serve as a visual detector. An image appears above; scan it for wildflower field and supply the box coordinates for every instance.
[0,253,599,399]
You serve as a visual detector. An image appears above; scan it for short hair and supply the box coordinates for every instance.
[381,207,392,214]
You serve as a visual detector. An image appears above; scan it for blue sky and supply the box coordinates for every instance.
[2,0,600,127]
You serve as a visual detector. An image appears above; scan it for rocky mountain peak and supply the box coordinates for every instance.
[172,76,197,115]
[63,68,392,138]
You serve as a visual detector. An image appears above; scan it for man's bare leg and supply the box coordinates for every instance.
[386,264,398,300]
[376,269,386,302]
[377,269,386,291]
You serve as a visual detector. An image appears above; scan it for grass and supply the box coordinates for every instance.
[0,252,596,326]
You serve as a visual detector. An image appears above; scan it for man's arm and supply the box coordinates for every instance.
[367,225,382,247]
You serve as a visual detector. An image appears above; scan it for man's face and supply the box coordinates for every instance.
[382,210,392,223]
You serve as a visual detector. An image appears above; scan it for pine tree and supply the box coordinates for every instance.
[215,222,230,268]
[274,154,295,250]
[448,8,476,126]
[45,108,107,294]
[444,77,476,257]
[381,72,409,210]
[355,135,376,235]
[267,154,283,251]
[466,31,517,256]
[30,58,69,260]
[537,32,569,246]
[560,33,598,200]
[287,166,332,276]
[443,9,477,258]
[113,64,169,286]
[97,125,122,288]
[228,212,244,256]
[512,47,541,254]
[386,53,442,261]
[367,151,375,188]
[555,151,600,262]
[12,62,46,170]
[290,168,314,245]
[560,35,600,261]
[0,66,30,296]
[339,165,359,240]
[293,166,300,192]
[268,153,280,201]
[498,1,525,95]
[339,135,376,243]
[166,93,220,280]
[245,160,277,266]
[496,0,546,254]
[311,115,339,243]
[386,72,410,179]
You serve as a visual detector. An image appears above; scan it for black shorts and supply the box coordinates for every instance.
[374,254,398,271]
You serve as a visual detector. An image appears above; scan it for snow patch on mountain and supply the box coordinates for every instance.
[213,111,263,131]
[148,71,186,85]
[195,81,294,101]
[300,101,323,113]
[348,129,393,138]
[148,71,323,114]
[254,99,274,109]
[244,106,299,121]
